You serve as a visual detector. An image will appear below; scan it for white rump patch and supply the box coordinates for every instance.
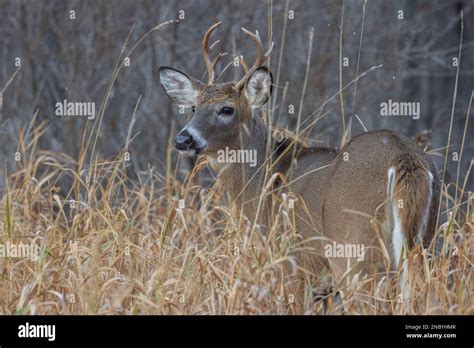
[387,167,433,300]
[392,207,404,267]
[387,166,403,267]
[418,171,433,243]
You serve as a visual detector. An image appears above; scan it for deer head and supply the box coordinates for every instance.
[159,22,273,157]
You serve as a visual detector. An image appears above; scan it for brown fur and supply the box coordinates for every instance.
[160,55,440,302]
[292,130,440,282]
[390,153,431,249]
[201,117,440,289]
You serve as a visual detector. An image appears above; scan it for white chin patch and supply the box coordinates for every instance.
[180,149,197,157]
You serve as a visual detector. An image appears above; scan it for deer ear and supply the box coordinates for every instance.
[245,66,273,108]
[159,67,201,107]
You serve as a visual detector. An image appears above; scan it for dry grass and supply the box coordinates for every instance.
[0,120,472,315]
[0,12,472,315]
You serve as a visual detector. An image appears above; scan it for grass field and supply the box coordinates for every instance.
[0,118,472,315]
[0,9,473,315]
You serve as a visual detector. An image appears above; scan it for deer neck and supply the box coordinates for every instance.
[209,116,269,221]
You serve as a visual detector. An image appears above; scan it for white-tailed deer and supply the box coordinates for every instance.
[159,22,440,303]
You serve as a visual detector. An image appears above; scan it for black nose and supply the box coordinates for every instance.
[174,130,194,150]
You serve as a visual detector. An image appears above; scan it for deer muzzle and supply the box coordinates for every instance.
[174,128,207,155]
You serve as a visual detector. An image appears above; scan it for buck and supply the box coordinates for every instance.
[158,22,440,302]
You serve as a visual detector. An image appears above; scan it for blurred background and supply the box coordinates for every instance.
[0,0,472,191]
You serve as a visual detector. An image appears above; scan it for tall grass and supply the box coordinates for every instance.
[0,10,472,315]
[0,113,472,314]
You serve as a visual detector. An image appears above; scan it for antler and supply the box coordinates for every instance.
[233,28,273,91]
[239,55,249,74]
[202,22,225,85]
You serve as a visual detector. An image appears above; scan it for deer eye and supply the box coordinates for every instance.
[219,106,234,116]
[191,106,196,113]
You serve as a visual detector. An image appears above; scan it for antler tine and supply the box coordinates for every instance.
[239,41,273,75]
[239,55,249,73]
[201,21,222,85]
[265,41,275,59]
[234,28,268,90]
[211,52,227,77]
